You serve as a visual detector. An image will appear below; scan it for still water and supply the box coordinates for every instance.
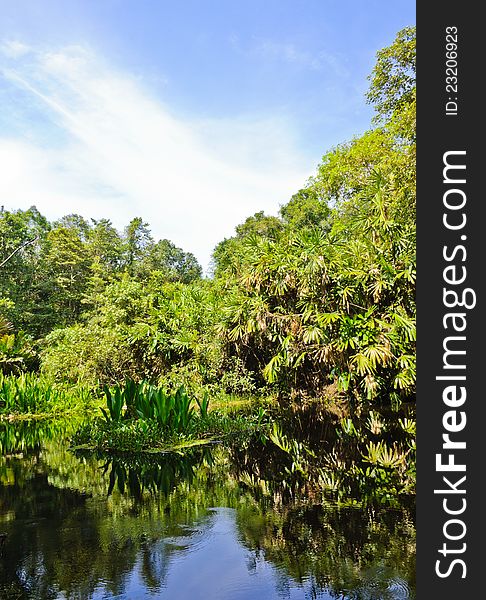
[0,420,415,599]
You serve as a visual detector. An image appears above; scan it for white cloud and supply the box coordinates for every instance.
[0,43,312,271]
[1,40,30,58]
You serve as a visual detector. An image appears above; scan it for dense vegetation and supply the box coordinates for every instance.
[0,28,415,496]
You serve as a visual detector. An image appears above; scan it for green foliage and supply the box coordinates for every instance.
[1,207,203,341]
[0,320,37,374]
[74,400,270,453]
[124,217,153,273]
[214,27,416,407]
[41,322,128,385]
[41,279,219,386]
[135,239,202,283]
[99,379,208,435]
[211,211,283,277]
[42,225,91,326]
[72,377,273,453]
[219,356,257,395]
[73,419,160,453]
[367,25,416,123]
[0,206,50,336]
[195,391,210,419]
[279,187,330,230]
[146,385,194,432]
[102,385,124,422]
[0,373,94,415]
[218,199,415,404]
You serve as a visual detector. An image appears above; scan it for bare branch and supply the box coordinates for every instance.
[0,237,39,268]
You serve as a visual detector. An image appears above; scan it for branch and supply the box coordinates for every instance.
[0,237,39,268]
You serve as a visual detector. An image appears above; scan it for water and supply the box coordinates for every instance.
[0,420,415,599]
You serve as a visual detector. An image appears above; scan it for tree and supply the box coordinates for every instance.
[215,26,416,405]
[235,211,283,240]
[54,214,91,241]
[136,239,202,284]
[87,219,123,271]
[279,188,330,230]
[366,26,416,123]
[123,217,153,274]
[39,226,91,327]
[0,206,50,333]
[211,211,283,278]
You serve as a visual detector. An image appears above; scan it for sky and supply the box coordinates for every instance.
[0,0,415,271]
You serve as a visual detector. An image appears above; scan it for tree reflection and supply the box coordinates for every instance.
[1,420,415,599]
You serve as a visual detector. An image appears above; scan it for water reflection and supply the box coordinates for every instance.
[0,420,415,599]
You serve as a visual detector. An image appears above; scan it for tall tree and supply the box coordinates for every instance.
[39,226,90,328]
[137,239,202,284]
[366,25,416,123]
[123,217,153,274]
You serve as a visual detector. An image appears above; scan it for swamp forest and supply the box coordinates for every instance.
[1,26,416,600]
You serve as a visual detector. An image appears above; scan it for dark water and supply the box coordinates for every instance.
[0,420,415,599]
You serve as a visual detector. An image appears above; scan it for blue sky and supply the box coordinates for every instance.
[0,0,415,270]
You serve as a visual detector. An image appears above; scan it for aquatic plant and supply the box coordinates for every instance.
[73,396,272,453]
[101,384,124,422]
[195,391,210,419]
[100,379,205,434]
[0,373,94,415]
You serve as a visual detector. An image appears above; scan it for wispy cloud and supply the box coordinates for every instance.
[248,39,349,78]
[254,40,322,70]
[0,42,311,270]
[1,40,30,58]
